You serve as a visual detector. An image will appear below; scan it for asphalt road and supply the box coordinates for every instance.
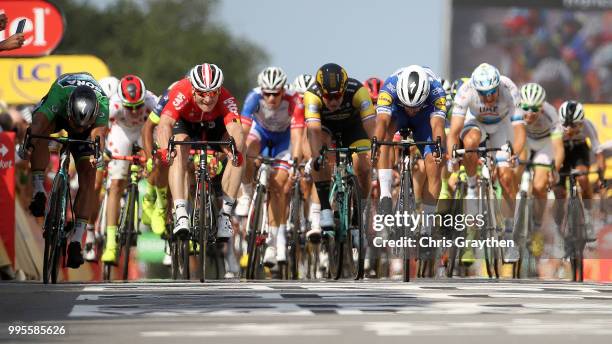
[1,279,612,344]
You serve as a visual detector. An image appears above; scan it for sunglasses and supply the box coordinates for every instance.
[477,88,497,97]
[123,102,144,111]
[194,89,220,98]
[262,91,281,98]
[521,104,541,112]
[322,92,343,101]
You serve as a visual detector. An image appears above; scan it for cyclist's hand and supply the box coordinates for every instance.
[91,154,104,169]
[304,158,312,176]
[157,148,169,164]
[550,169,560,185]
[17,144,32,161]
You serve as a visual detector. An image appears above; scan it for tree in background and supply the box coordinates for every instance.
[54,0,268,100]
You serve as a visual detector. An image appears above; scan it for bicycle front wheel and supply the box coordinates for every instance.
[121,184,138,281]
[246,185,266,280]
[344,175,364,280]
[43,173,67,284]
[287,184,302,280]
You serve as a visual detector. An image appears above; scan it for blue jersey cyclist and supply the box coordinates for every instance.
[373,65,447,221]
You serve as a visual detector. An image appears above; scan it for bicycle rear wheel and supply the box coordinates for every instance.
[568,197,586,282]
[481,183,499,279]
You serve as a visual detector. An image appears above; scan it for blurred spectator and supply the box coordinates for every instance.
[0,13,25,52]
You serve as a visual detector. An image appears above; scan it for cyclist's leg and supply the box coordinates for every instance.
[236,122,262,216]
[531,138,554,226]
[28,114,55,217]
[459,114,483,197]
[308,121,333,235]
[168,120,193,235]
[218,119,246,239]
[376,114,399,216]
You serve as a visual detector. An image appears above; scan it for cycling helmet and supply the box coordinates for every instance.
[396,65,430,107]
[519,83,546,107]
[559,100,584,126]
[98,76,119,98]
[471,63,501,93]
[67,85,100,129]
[190,63,224,91]
[363,77,384,101]
[315,63,348,95]
[118,75,146,106]
[258,66,287,92]
[291,74,315,94]
[450,77,470,99]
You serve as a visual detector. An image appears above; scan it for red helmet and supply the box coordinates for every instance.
[363,77,383,102]
[118,75,146,107]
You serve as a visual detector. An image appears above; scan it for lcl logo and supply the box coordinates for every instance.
[15,63,63,82]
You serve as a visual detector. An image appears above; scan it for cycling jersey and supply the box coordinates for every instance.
[34,72,110,127]
[562,118,600,151]
[376,67,447,156]
[241,87,305,132]
[303,78,374,147]
[524,102,563,140]
[160,78,240,125]
[452,76,523,125]
[109,91,158,129]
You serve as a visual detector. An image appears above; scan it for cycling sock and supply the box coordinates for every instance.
[467,175,477,189]
[72,218,88,244]
[222,194,235,215]
[309,203,321,230]
[32,171,46,196]
[144,182,156,202]
[240,182,253,198]
[277,224,286,249]
[267,226,278,246]
[155,186,168,208]
[174,199,188,219]
[85,224,95,244]
[105,225,117,248]
[440,178,449,193]
[378,169,393,199]
[314,181,331,210]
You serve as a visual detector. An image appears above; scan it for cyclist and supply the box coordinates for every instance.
[304,63,376,240]
[363,77,384,105]
[518,83,564,223]
[23,72,109,268]
[236,66,305,266]
[448,63,526,262]
[553,100,604,241]
[157,63,244,241]
[373,65,447,224]
[100,75,159,263]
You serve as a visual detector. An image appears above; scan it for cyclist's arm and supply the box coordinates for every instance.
[511,105,526,156]
[90,125,106,158]
[240,90,259,136]
[157,113,176,150]
[303,91,323,161]
[290,97,305,162]
[447,84,469,158]
[142,113,159,161]
[552,136,564,172]
[353,86,376,138]
[430,95,448,150]
[373,90,393,141]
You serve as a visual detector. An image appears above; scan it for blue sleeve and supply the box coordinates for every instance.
[426,80,448,119]
[241,90,261,120]
[376,75,399,115]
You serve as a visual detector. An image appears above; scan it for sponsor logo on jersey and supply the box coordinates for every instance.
[360,100,371,111]
[307,104,319,114]
[223,97,239,114]
[377,92,393,107]
[434,97,447,111]
[173,92,186,109]
[58,76,103,94]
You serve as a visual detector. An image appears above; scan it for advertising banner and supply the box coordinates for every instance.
[0,0,65,57]
[0,132,16,267]
[0,55,110,104]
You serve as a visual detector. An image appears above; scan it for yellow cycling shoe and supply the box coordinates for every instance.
[240,254,249,269]
[101,247,117,264]
[150,207,167,236]
[460,248,475,265]
[142,197,155,226]
[529,232,544,257]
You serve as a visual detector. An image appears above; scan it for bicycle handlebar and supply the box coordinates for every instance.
[370,136,442,164]
[167,135,239,166]
[451,141,513,160]
[315,145,371,169]
[22,127,101,160]
[111,155,146,164]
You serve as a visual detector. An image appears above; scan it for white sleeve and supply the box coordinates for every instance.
[585,120,600,152]
[144,91,159,113]
[451,84,469,117]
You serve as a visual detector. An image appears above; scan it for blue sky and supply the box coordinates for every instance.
[93,0,447,81]
[217,0,447,82]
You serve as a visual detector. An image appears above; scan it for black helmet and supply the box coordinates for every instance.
[316,63,348,96]
[67,85,99,129]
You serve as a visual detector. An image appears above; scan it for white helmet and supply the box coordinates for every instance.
[98,76,119,98]
[190,63,224,92]
[471,63,501,92]
[257,66,287,92]
[559,100,585,125]
[396,65,430,107]
[520,83,546,108]
[291,74,315,94]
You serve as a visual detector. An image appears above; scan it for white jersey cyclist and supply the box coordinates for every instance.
[523,102,562,165]
[452,74,524,165]
[106,75,158,180]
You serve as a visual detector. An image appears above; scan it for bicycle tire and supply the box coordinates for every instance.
[170,236,179,280]
[568,196,586,282]
[122,184,138,281]
[287,184,302,280]
[197,180,209,282]
[345,175,364,280]
[246,184,265,279]
[179,237,190,280]
[43,173,67,284]
[398,168,415,282]
[481,182,497,279]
